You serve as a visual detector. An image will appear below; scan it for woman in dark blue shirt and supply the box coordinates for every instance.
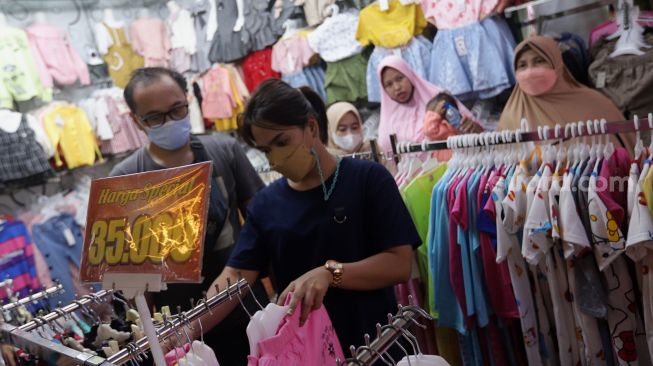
[198,79,421,356]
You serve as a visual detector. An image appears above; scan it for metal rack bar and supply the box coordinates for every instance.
[18,289,113,332]
[107,278,249,365]
[1,322,111,366]
[1,284,65,312]
[392,118,652,157]
[347,308,419,366]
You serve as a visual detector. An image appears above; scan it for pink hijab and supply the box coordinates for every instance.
[377,56,474,153]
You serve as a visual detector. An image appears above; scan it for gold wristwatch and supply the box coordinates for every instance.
[325,260,343,287]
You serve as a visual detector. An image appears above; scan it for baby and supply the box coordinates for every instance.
[424,92,482,141]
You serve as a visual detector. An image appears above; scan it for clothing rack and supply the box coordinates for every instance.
[337,305,433,366]
[1,279,249,365]
[503,0,616,36]
[390,117,653,161]
[1,289,115,366]
[107,278,249,365]
[17,289,113,333]
[1,283,65,314]
[504,0,614,16]
[338,139,381,163]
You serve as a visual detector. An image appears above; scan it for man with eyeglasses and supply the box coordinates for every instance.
[109,67,267,365]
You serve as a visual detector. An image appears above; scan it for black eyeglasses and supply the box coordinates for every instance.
[138,104,189,128]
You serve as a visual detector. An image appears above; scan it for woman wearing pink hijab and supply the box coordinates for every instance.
[377,56,480,153]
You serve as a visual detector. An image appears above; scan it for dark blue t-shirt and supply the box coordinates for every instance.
[227,158,421,352]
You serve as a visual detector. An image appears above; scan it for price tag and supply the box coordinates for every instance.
[55,115,65,128]
[596,71,607,89]
[287,54,295,71]
[80,162,212,283]
[455,36,468,56]
[454,0,466,13]
[62,228,76,247]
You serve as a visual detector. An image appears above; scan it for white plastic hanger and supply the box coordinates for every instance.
[601,119,615,159]
[633,115,644,158]
[185,306,219,366]
[554,124,565,173]
[379,0,390,11]
[609,0,649,57]
[396,322,448,365]
[578,122,590,163]
[247,304,287,357]
[586,121,597,161]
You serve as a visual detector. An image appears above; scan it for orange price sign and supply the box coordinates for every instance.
[80,162,212,283]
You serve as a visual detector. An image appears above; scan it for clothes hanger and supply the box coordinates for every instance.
[610,0,649,57]
[421,141,439,173]
[633,115,644,159]
[243,284,272,357]
[355,334,395,366]
[173,307,205,366]
[190,314,219,366]
[393,317,445,365]
[163,313,186,366]
[601,119,614,159]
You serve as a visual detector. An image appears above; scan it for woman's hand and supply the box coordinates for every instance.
[460,117,484,134]
[277,266,333,326]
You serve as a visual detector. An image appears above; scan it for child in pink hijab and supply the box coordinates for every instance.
[377,56,479,153]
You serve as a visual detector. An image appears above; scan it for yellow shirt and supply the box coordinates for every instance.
[644,165,653,219]
[42,105,102,169]
[356,0,427,48]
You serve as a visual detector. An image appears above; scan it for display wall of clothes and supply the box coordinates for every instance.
[393,125,653,366]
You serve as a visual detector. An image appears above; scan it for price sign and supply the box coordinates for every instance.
[80,162,212,283]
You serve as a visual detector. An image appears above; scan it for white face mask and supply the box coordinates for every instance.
[332,133,363,152]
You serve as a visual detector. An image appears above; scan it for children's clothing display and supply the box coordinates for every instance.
[201,65,236,120]
[208,0,250,63]
[188,0,214,73]
[0,220,42,308]
[271,34,315,75]
[242,0,293,52]
[242,48,281,92]
[282,63,327,102]
[308,9,363,63]
[406,129,653,366]
[167,6,196,73]
[94,23,144,89]
[129,17,171,67]
[418,0,497,30]
[3,1,653,365]
[0,112,53,184]
[427,16,515,101]
[0,26,52,109]
[26,23,91,88]
[589,34,653,119]
[325,53,368,104]
[41,104,102,169]
[300,0,336,26]
[356,0,427,49]
[30,213,83,305]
